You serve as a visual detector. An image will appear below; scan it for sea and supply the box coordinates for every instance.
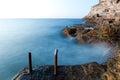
[0,19,111,80]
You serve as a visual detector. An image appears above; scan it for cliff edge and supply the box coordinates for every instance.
[85,0,120,21]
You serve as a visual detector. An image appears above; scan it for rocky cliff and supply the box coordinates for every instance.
[61,0,120,80]
[85,0,120,22]
[62,0,120,45]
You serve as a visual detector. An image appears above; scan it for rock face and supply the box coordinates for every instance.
[85,0,120,21]
[62,22,120,45]
[61,0,120,80]
[102,50,120,80]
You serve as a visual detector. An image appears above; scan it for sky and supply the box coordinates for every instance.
[0,0,99,18]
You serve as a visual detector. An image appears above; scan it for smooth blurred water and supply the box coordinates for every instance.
[0,19,111,80]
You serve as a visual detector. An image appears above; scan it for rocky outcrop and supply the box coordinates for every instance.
[13,62,105,80]
[85,0,120,22]
[61,0,120,80]
[62,22,120,45]
[102,50,120,80]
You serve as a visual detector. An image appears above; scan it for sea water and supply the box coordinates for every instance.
[0,19,111,80]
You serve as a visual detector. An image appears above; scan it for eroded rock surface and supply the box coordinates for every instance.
[61,0,120,80]
[85,0,120,22]
[62,22,120,45]
[13,62,105,80]
[102,50,120,80]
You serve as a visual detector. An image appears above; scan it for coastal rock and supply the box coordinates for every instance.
[61,0,120,80]
[61,0,120,44]
[85,0,120,22]
[102,50,120,80]
[13,62,105,80]
[62,21,120,45]
[62,26,77,37]
[12,52,120,80]
[62,24,98,43]
[61,0,120,79]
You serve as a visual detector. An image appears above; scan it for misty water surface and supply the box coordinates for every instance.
[0,19,111,80]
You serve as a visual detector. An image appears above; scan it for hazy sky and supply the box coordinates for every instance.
[0,0,99,18]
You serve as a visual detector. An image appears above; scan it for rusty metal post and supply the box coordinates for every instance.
[54,49,58,76]
[28,52,32,74]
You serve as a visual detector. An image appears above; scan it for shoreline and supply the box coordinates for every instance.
[12,19,120,80]
[12,0,120,80]
[13,20,120,80]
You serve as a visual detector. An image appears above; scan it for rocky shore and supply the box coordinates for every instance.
[12,52,120,80]
[62,20,120,47]
[13,0,120,80]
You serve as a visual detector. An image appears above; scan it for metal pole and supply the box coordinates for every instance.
[54,49,58,76]
[28,52,32,74]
